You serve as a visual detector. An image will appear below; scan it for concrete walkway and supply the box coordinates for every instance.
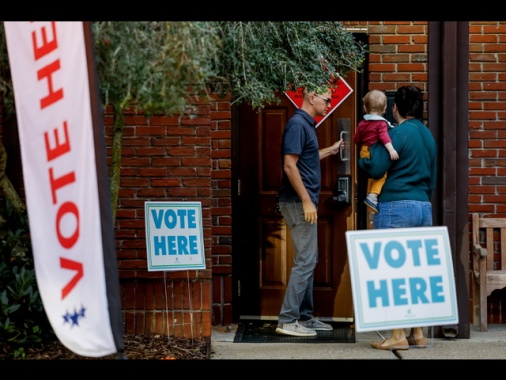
[210,324,506,360]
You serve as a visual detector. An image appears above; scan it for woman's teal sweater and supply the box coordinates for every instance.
[358,118,437,202]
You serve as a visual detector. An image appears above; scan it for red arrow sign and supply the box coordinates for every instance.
[284,76,353,128]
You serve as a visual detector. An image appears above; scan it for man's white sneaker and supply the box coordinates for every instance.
[300,318,333,331]
[275,321,317,337]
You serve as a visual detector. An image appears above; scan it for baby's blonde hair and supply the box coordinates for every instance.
[363,89,387,114]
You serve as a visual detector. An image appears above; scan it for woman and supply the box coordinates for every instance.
[358,85,437,350]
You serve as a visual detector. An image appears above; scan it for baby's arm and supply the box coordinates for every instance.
[384,142,399,160]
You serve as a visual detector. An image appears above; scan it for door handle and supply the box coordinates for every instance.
[339,131,349,162]
[337,118,351,176]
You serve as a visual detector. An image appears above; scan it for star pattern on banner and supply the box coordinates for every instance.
[63,306,86,327]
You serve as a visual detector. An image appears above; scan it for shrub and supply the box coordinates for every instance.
[0,199,55,359]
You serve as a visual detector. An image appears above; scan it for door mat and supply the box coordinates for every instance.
[233,320,355,343]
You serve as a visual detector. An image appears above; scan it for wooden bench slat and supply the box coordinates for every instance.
[472,214,506,332]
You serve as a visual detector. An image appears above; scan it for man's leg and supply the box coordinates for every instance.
[276,201,318,336]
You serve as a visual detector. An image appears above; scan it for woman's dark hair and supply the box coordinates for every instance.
[394,85,423,119]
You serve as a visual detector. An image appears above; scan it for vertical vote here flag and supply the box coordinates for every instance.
[4,22,124,357]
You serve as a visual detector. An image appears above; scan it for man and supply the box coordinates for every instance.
[276,87,344,337]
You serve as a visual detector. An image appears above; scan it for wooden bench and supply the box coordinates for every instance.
[472,213,506,332]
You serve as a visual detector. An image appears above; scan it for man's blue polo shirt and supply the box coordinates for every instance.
[278,109,321,206]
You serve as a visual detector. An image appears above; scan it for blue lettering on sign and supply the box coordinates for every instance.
[367,276,444,308]
[359,238,441,269]
[359,238,445,308]
[149,207,199,256]
[153,235,199,255]
[150,208,197,229]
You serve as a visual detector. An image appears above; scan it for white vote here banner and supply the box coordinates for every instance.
[4,21,123,357]
[346,226,458,332]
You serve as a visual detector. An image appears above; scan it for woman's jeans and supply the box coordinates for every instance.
[373,200,433,229]
[277,201,318,324]
[372,200,433,336]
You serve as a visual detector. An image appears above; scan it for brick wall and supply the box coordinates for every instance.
[468,21,506,216]
[343,21,428,105]
[108,98,214,339]
[112,90,235,337]
[209,93,234,326]
[468,21,506,324]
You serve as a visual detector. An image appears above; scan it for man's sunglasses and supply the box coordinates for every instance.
[314,94,331,105]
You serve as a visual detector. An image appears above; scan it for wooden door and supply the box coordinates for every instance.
[235,72,358,321]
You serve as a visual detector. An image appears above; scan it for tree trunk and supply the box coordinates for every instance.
[0,140,25,214]
[110,106,123,224]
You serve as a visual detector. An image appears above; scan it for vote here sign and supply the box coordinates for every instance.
[345,226,458,332]
[145,201,206,271]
